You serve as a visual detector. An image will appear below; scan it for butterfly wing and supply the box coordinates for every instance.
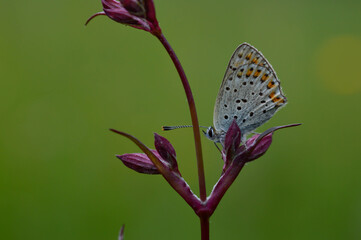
[213,43,287,136]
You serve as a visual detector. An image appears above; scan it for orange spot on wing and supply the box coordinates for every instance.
[261,74,269,81]
[246,68,254,77]
[267,81,276,89]
[269,94,285,104]
[276,98,285,105]
[252,57,259,64]
[272,96,281,103]
[245,52,253,60]
[253,70,261,78]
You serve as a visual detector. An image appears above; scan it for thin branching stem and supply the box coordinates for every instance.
[153,32,207,202]
[153,31,209,240]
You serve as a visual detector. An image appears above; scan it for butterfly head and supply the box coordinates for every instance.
[203,126,221,143]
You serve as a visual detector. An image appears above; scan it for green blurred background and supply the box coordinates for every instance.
[1,0,361,239]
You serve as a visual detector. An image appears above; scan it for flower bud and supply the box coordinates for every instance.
[86,0,159,33]
[154,133,178,170]
[117,151,160,174]
[121,0,146,17]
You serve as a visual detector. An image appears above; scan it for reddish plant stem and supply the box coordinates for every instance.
[206,161,246,216]
[200,217,209,240]
[153,32,207,202]
[110,129,203,211]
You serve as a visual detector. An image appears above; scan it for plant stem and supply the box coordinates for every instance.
[200,217,209,240]
[206,161,246,216]
[154,32,207,202]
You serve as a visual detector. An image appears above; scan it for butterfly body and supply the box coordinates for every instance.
[205,43,287,145]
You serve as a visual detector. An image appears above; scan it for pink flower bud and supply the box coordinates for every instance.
[245,133,272,161]
[86,0,160,33]
[117,150,161,174]
[120,0,146,17]
[154,133,178,170]
[223,123,301,164]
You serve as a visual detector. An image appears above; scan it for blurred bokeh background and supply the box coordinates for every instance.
[1,0,361,239]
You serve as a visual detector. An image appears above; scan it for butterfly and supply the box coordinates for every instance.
[204,43,287,145]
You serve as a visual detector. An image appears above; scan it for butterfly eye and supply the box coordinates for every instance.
[208,128,213,138]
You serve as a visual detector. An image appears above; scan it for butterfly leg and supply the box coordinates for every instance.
[214,142,222,153]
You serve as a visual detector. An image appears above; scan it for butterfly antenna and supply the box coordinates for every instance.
[162,125,208,131]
